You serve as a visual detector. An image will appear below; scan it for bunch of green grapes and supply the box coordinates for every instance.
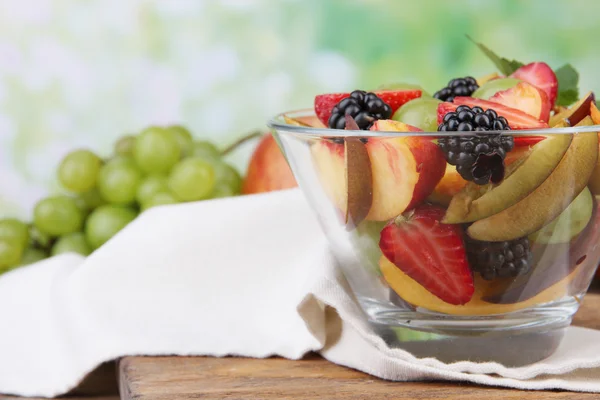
[0,125,243,274]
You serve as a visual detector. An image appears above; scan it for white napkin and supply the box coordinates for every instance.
[3,189,600,397]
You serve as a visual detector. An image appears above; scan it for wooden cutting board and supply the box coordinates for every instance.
[118,290,600,400]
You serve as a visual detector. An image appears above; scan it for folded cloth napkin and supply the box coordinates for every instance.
[3,189,600,396]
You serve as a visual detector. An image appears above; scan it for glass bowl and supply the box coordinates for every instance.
[269,109,600,366]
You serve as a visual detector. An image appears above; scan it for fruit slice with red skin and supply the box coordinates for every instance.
[510,62,558,107]
[437,100,548,147]
[453,97,549,129]
[549,92,595,127]
[379,204,474,305]
[489,82,551,122]
[344,138,372,228]
[591,101,600,124]
[437,100,548,130]
[314,90,422,127]
[367,120,446,221]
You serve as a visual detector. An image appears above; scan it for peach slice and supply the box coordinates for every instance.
[549,91,595,127]
[367,120,446,221]
[380,255,582,316]
[427,165,468,207]
[467,118,599,241]
[591,101,600,125]
[311,138,373,228]
[489,82,551,122]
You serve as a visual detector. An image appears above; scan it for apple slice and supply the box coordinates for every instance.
[443,134,572,224]
[549,92,595,127]
[366,120,445,221]
[467,117,599,241]
[510,62,558,107]
[489,82,551,122]
[314,90,422,127]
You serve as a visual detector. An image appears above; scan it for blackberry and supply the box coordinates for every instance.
[437,105,514,185]
[328,90,392,130]
[434,77,479,102]
[465,236,533,281]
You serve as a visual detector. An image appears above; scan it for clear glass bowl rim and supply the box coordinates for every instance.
[268,108,600,138]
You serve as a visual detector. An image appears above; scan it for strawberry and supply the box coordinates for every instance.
[510,62,558,107]
[314,90,421,126]
[379,204,474,305]
[437,98,549,130]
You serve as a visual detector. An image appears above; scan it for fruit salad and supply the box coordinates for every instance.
[273,43,600,322]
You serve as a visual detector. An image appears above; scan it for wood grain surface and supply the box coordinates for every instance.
[118,291,600,400]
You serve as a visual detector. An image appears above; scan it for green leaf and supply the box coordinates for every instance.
[466,35,524,76]
[554,64,579,106]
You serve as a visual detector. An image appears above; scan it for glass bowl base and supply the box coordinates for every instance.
[363,295,580,366]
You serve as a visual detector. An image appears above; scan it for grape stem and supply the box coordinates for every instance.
[221,130,263,156]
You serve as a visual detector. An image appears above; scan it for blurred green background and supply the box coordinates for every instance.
[1,0,598,217]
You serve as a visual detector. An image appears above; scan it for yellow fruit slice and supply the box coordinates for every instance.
[380,256,579,316]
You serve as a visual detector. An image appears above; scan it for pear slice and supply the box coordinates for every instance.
[443,134,572,224]
[467,117,599,241]
[345,138,373,229]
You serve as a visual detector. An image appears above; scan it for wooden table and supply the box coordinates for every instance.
[117,291,600,400]
[3,290,600,400]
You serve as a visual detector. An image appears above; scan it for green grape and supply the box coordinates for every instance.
[377,82,431,98]
[189,140,221,161]
[114,135,136,157]
[34,196,84,237]
[210,183,238,198]
[0,218,29,248]
[0,237,23,272]
[142,192,179,210]
[472,78,521,99]
[167,125,193,156]
[75,188,106,212]
[85,205,137,249]
[133,126,181,173]
[29,226,52,249]
[392,97,442,132]
[51,232,92,256]
[58,150,102,193]
[97,158,143,205]
[212,163,242,194]
[136,175,169,205]
[20,247,48,265]
[168,158,216,201]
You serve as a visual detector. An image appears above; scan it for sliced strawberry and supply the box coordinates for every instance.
[452,97,548,129]
[379,204,474,305]
[437,102,457,126]
[510,62,558,107]
[489,82,551,122]
[314,90,421,126]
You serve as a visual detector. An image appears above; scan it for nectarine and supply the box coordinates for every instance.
[242,133,297,195]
